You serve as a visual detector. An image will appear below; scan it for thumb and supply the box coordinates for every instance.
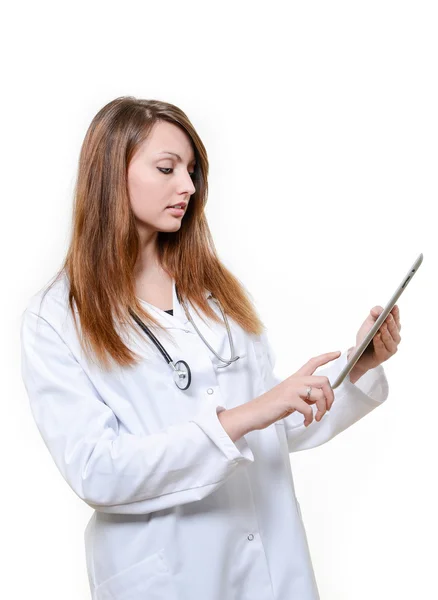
[371,306,384,319]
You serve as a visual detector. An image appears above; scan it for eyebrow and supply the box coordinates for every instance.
[157,151,196,165]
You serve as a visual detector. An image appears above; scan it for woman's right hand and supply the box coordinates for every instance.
[242,351,341,432]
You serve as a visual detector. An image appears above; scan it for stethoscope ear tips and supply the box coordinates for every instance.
[173,359,192,390]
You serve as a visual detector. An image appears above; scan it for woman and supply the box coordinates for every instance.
[20,96,400,600]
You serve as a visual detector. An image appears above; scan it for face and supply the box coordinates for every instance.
[127,120,197,243]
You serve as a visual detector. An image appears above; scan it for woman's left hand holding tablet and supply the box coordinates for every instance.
[348,305,402,376]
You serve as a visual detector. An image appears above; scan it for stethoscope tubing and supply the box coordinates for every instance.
[128,307,173,364]
[129,286,241,390]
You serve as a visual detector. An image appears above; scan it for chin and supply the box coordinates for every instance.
[158,219,183,232]
[135,216,183,238]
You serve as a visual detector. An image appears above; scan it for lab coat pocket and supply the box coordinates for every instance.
[94,548,179,600]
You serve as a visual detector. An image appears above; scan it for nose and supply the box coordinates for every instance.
[180,171,196,196]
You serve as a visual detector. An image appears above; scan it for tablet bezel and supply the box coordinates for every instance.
[330,253,423,389]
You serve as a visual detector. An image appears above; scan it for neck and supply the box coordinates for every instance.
[134,230,162,281]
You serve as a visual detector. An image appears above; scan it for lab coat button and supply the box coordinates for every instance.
[207,388,214,394]
[247,534,254,541]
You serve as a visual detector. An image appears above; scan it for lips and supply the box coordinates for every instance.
[167,202,187,209]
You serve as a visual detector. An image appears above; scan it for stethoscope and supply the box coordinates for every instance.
[128,285,242,390]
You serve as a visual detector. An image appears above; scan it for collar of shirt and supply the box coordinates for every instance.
[136,279,214,334]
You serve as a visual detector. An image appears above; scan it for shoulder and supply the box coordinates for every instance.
[22,272,73,330]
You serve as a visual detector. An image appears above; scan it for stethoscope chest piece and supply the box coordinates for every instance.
[173,360,191,390]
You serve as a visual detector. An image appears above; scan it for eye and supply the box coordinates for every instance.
[157,168,196,179]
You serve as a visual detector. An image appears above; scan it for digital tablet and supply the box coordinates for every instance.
[330,253,423,389]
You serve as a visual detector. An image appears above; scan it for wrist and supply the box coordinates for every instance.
[217,405,251,442]
[349,364,368,384]
[347,346,356,362]
[349,369,362,384]
[347,347,368,384]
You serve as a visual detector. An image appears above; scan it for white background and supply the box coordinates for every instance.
[2,1,437,598]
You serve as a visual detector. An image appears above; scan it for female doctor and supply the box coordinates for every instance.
[20,96,401,600]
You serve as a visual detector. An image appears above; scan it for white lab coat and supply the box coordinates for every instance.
[20,273,389,600]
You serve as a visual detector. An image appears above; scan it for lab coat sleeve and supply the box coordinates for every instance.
[20,307,255,515]
[259,331,389,453]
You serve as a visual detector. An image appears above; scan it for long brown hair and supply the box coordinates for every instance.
[40,96,266,370]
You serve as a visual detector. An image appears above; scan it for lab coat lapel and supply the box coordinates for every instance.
[134,280,193,331]
[170,279,191,327]
[135,280,227,352]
